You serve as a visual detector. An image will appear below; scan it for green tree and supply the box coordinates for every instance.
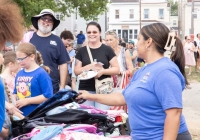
[169,0,178,16]
[13,0,109,26]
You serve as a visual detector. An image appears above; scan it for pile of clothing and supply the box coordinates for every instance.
[11,90,131,140]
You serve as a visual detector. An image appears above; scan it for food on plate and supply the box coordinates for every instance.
[79,72,88,78]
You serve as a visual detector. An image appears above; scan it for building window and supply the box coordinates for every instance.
[193,8,198,19]
[115,10,120,19]
[159,9,164,19]
[173,20,176,26]
[144,9,149,19]
[134,29,138,39]
[56,14,60,20]
[130,9,134,19]
[129,30,133,39]
[118,30,121,38]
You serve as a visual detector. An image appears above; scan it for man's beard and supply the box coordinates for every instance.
[38,22,53,34]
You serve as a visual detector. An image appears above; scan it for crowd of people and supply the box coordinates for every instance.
[0,0,195,139]
[183,34,200,75]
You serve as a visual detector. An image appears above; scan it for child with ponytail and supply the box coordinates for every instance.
[0,51,23,116]
[13,43,53,116]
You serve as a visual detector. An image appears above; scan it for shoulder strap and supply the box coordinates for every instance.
[86,45,94,63]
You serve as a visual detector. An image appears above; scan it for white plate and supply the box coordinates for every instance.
[78,71,97,80]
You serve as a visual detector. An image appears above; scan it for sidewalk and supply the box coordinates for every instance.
[182,82,200,139]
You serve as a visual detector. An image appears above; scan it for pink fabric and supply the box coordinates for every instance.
[21,31,34,43]
[79,104,107,114]
[184,42,196,66]
[51,131,132,140]
[63,124,97,134]
[106,110,125,118]
[3,76,15,94]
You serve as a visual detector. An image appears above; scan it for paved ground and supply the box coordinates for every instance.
[182,82,200,139]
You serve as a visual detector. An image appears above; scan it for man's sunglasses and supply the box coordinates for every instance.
[40,16,54,23]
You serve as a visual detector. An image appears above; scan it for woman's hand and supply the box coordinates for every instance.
[6,102,23,115]
[95,69,104,78]
[76,90,92,101]
[16,98,29,109]
[90,63,103,71]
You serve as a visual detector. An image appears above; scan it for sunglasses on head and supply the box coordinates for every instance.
[87,31,98,34]
[40,16,53,23]
[105,30,117,35]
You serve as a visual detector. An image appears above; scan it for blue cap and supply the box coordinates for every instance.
[128,40,135,44]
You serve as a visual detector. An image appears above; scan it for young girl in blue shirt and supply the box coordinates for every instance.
[13,43,53,116]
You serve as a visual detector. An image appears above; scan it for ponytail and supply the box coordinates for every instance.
[171,37,189,85]
[36,51,51,74]
[0,65,3,74]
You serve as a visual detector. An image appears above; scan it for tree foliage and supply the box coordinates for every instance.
[13,0,109,26]
[169,0,178,16]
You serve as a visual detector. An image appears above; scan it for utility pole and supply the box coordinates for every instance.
[191,0,194,34]
[105,11,107,31]
[178,0,182,39]
[139,0,141,29]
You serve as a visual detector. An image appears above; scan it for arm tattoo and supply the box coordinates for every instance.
[75,59,80,66]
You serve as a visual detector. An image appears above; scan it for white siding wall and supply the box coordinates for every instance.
[141,3,170,22]
[55,13,106,39]
[170,16,178,28]
[184,3,200,36]
[108,1,170,42]
[108,3,139,23]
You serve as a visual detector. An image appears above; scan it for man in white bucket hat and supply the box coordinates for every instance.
[29,9,70,93]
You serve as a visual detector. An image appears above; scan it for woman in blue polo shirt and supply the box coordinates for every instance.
[77,23,192,140]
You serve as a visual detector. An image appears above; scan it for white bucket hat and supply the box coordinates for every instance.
[31,9,60,31]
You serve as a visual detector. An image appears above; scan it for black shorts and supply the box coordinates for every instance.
[194,52,199,61]
[176,130,192,140]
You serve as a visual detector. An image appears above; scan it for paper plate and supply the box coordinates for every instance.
[78,71,97,80]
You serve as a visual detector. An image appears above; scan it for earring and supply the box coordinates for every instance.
[146,46,149,50]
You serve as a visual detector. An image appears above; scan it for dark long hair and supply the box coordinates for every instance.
[86,21,102,42]
[140,23,188,85]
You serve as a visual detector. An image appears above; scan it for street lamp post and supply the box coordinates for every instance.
[191,0,194,34]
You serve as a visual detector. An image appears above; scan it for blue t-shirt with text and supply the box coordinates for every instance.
[123,57,188,140]
[30,33,70,92]
[14,67,53,116]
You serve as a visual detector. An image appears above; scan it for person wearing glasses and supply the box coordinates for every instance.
[29,9,70,93]
[74,21,120,109]
[77,23,191,140]
[60,30,75,88]
[105,30,134,86]
[184,36,196,75]
[13,43,53,116]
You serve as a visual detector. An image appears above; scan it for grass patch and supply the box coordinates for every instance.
[185,68,200,83]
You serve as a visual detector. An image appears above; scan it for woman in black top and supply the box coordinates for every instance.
[74,22,120,109]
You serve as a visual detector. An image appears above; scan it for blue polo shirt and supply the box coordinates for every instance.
[30,33,70,92]
[0,79,5,132]
[123,57,188,140]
